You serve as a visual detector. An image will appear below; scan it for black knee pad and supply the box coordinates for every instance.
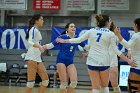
[128,79,140,93]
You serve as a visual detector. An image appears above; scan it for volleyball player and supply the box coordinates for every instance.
[115,18,140,93]
[24,14,49,93]
[56,14,136,93]
[109,22,122,93]
[43,22,89,93]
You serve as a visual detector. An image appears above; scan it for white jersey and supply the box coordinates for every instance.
[120,32,140,69]
[25,27,42,62]
[69,27,122,66]
[109,36,119,67]
[109,36,131,67]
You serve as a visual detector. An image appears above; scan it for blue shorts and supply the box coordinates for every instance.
[130,68,140,75]
[88,65,110,71]
[57,58,73,67]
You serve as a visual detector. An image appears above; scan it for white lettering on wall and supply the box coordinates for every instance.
[17,29,28,49]
[1,29,15,49]
[0,28,28,49]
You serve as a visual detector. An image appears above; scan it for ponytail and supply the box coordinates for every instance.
[61,30,68,35]
[95,14,110,28]
[26,19,34,39]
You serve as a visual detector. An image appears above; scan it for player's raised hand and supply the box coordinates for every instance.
[114,27,121,36]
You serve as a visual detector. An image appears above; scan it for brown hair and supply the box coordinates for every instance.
[26,14,42,39]
[110,22,116,32]
[95,14,110,28]
[134,18,140,31]
[61,22,74,35]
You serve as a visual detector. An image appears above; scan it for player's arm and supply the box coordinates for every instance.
[78,41,90,51]
[78,42,89,58]
[120,34,137,49]
[114,27,136,49]
[28,29,41,48]
[110,33,136,67]
[43,36,63,50]
[28,29,44,52]
[69,31,90,43]
[119,34,137,59]
[56,30,91,44]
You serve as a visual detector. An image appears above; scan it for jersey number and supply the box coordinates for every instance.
[96,33,102,42]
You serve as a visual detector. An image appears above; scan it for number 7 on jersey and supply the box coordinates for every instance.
[96,33,102,42]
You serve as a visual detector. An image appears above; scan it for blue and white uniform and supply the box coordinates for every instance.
[68,27,122,70]
[46,34,86,67]
[109,36,119,67]
[120,32,140,74]
[25,27,42,62]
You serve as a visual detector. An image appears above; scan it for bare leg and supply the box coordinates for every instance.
[110,66,121,93]
[100,69,110,93]
[57,63,67,93]
[67,64,77,93]
[37,63,49,93]
[88,69,101,93]
[53,71,58,87]
[24,61,37,93]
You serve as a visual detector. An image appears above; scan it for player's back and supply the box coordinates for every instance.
[87,27,113,66]
[88,27,112,54]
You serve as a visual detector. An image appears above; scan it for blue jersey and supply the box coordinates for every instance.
[52,34,85,65]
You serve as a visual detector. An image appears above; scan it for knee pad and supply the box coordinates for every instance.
[27,81,35,88]
[69,81,78,88]
[40,80,49,86]
[102,87,109,93]
[92,89,100,93]
[60,82,67,89]
[113,86,121,92]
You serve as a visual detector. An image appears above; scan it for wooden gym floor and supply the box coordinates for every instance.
[0,86,128,93]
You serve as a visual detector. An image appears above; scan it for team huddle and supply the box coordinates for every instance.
[24,14,140,93]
